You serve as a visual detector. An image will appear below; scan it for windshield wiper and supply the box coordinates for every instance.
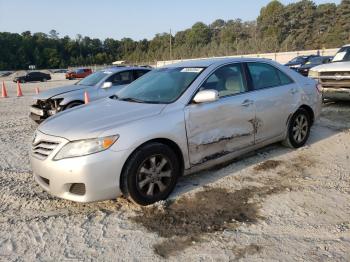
[118,97,144,103]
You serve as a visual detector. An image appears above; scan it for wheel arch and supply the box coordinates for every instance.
[63,100,85,109]
[299,104,315,125]
[119,138,185,187]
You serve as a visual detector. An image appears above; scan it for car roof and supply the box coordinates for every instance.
[164,57,272,68]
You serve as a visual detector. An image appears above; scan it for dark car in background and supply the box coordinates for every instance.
[285,55,319,70]
[13,71,51,83]
[65,68,92,80]
[297,56,333,76]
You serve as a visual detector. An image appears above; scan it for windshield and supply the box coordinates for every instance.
[332,47,350,62]
[76,70,112,86]
[117,67,205,104]
[307,57,323,64]
[289,56,306,64]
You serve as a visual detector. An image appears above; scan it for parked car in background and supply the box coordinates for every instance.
[30,58,321,205]
[297,56,333,76]
[30,67,151,123]
[0,71,13,77]
[285,55,319,70]
[65,68,92,80]
[13,71,51,83]
[309,44,350,101]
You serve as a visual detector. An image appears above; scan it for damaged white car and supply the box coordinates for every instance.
[31,58,321,205]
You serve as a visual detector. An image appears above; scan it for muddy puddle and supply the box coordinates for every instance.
[131,154,315,258]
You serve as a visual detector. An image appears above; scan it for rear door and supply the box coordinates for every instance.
[185,63,256,166]
[245,62,298,143]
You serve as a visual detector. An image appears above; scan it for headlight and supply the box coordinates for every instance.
[54,135,119,160]
[308,70,320,78]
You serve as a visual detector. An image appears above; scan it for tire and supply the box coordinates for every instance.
[283,108,311,148]
[42,78,47,82]
[64,101,84,110]
[121,142,180,206]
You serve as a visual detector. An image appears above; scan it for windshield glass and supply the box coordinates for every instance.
[117,67,204,104]
[307,57,323,64]
[332,47,350,62]
[289,56,306,64]
[76,70,112,86]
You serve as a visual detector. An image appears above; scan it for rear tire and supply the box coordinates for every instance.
[121,142,180,206]
[283,108,311,148]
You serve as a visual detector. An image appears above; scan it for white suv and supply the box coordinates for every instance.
[309,44,350,101]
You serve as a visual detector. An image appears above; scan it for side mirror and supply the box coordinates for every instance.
[193,90,219,104]
[102,82,112,89]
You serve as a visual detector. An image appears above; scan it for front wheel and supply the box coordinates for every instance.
[64,101,84,110]
[121,142,180,206]
[283,108,311,148]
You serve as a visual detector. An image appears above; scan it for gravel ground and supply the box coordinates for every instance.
[0,77,349,261]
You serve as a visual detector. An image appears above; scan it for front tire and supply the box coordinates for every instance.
[121,142,180,206]
[283,108,311,148]
[64,101,84,110]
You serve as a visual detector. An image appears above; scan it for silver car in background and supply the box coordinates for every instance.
[31,58,321,205]
[30,67,151,123]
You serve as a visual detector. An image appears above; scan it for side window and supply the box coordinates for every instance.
[277,70,293,85]
[108,71,132,86]
[247,63,291,90]
[134,70,149,80]
[201,63,247,97]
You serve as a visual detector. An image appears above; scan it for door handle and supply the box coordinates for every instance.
[241,99,254,107]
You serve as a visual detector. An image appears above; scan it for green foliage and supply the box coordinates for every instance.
[0,0,349,70]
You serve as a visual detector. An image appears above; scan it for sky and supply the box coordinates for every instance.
[0,0,342,40]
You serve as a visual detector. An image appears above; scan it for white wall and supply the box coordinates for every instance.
[156,48,339,67]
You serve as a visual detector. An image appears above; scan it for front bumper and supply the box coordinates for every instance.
[30,132,130,202]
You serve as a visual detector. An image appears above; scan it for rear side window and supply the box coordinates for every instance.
[247,63,293,90]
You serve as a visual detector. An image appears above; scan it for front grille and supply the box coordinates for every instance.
[32,140,60,160]
[320,71,350,76]
[319,71,350,88]
[69,183,86,196]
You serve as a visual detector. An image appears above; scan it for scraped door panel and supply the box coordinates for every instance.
[185,95,255,166]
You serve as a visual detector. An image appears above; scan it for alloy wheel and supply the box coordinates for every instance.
[136,154,173,197]
[292,114,308,143]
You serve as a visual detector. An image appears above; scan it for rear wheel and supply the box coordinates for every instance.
[64,101,84,110]
[283,108,311,148]
[121,142,180,206]
[42,78,47,82]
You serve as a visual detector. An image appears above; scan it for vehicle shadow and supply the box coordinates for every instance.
[171,118,345,199]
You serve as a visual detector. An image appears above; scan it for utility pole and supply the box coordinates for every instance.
[169,29,172,61]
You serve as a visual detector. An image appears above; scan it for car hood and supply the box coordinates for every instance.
[38,98,167,140]
[311,61,350,72]
[34,84,89,100]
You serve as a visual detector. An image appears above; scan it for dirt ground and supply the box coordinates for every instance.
[0,77,349,261]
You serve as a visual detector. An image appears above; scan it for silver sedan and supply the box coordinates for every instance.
[31,58,322,205]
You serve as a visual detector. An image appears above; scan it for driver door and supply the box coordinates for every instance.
[184,63,256,166]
